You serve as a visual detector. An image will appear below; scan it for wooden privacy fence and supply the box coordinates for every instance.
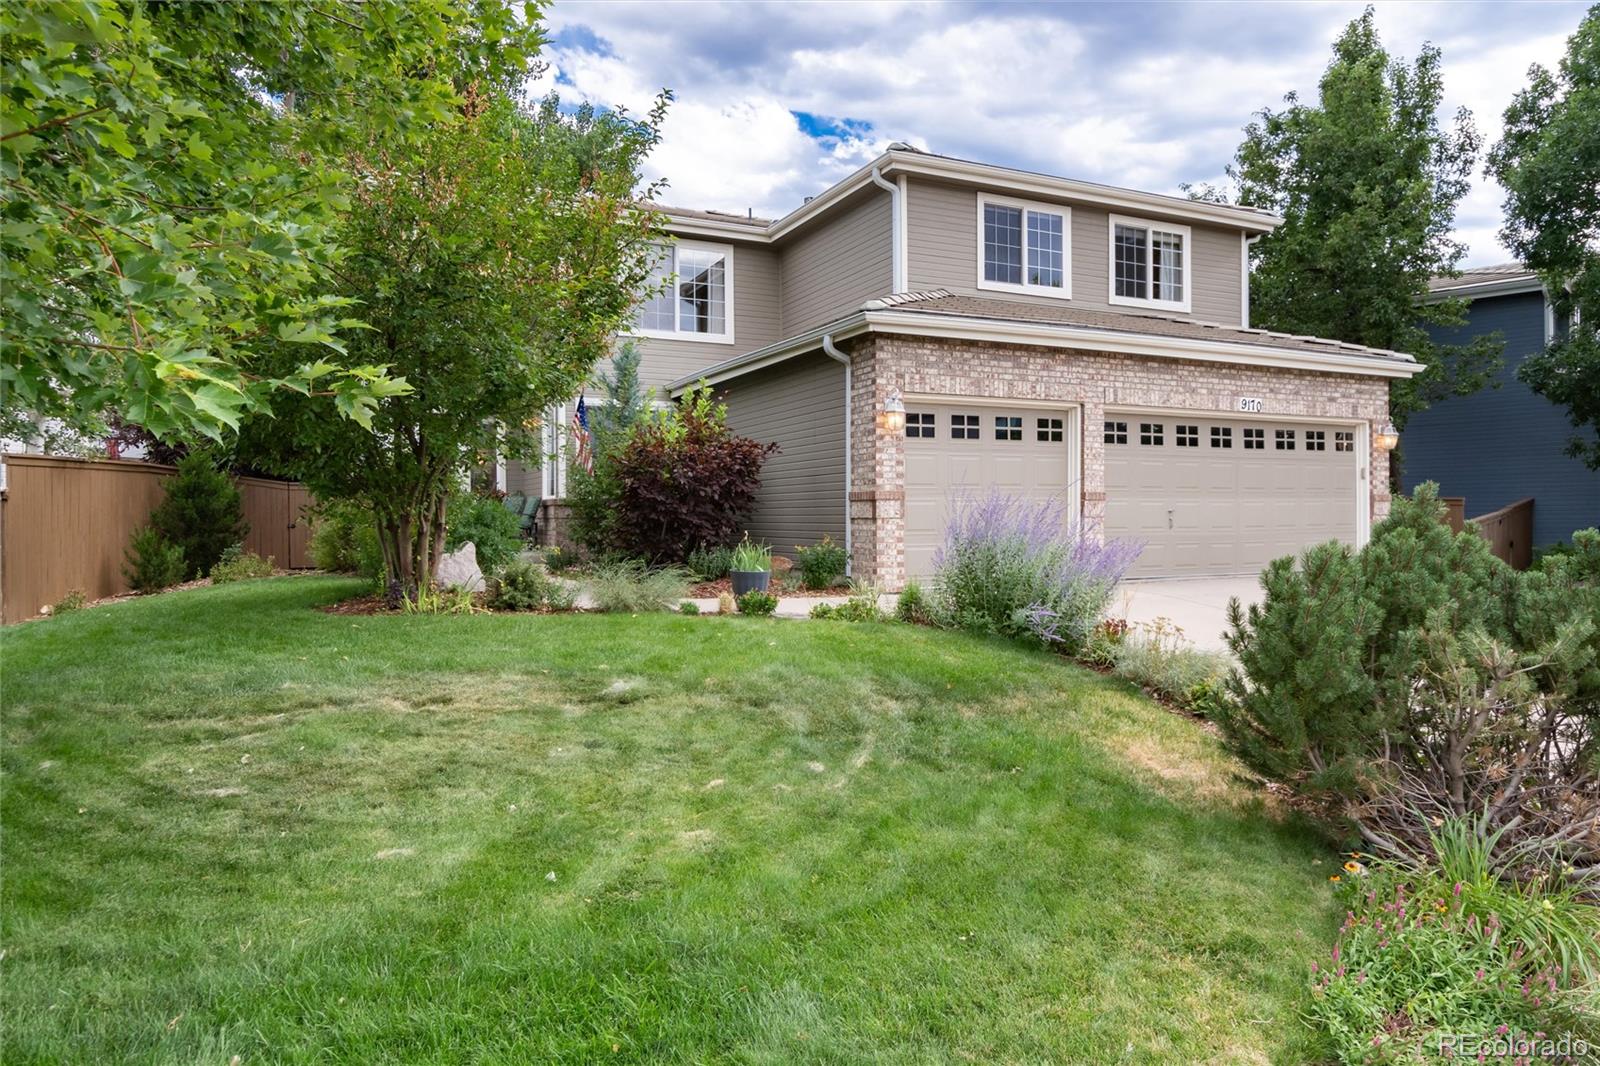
[1471,497,1535,572]
[1,454,313,622]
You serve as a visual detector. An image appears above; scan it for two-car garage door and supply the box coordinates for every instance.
[1103,414,1359,577]
[901,401,1362,580]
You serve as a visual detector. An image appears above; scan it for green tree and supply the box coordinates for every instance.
[149,451,246,580]
[241,93,666,592]
[1226,8,1501,424]
[0,0,540,442]
[567,342,650,555]
[1487,5,1600,469]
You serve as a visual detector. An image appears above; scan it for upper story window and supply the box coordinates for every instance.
[978,195,1071,299]
[633,241,735,344]
[1109,214,1190,312]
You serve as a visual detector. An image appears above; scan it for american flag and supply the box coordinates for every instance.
[571,395,593,473]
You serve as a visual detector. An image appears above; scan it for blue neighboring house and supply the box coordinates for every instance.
[1403,264,1599,549]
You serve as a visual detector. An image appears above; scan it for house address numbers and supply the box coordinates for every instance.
[1237,397,1265,414]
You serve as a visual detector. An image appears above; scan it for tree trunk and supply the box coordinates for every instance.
[373,475,452,601]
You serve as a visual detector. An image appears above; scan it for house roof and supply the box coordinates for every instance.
[654,145,1282,244]
[1427,263,1543,299]
[668,289,1421,394]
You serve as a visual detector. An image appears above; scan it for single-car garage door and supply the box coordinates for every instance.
[903,403,1073,579]
[1104,414,1359,577]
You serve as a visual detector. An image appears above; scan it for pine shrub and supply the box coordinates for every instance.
[122,526,185,592]
[209,544,274,583]
[150,452,246,579]
[1219,484,1600,874]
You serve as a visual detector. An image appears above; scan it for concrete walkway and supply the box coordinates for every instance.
[1116,576,1262,651]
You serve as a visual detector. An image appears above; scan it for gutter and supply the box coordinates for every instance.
[820,334,853,575]
[868,166,907,293]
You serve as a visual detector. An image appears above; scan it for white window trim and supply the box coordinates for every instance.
[1107,213,1192,313]
[629,239,736,345]
[975,194,1073,300]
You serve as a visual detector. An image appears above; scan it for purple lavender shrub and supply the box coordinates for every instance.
[932,490,1141,651]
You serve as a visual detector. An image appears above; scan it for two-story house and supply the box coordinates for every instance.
[514,144,1420,588]
[1403,264,1598,550]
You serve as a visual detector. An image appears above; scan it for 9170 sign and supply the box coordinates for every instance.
[1237,397,1265,414]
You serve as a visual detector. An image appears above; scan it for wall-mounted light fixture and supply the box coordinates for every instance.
[879,388,906,435]
[1373,419,1399,452]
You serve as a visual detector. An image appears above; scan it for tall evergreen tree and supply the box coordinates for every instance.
[1488,5,1600,469]
[1225,8,1501,425]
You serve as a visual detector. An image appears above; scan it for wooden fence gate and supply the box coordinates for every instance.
[1,454,314,622]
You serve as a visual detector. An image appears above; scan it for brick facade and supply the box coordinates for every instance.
[848,333,1393,590]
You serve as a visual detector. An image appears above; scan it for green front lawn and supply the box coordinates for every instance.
[3,578,1336,1063]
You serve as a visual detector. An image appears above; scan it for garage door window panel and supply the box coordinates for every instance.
[1104,420,1128,444]
[1275,429,1295,451]
[1140,423,1164,446]
[1037,417,1063,442]
[906,412,935,439]
[995,416,1022,441]
[952,414,980,440]
[1211,426,1233,448]
[1243,428,1265,450]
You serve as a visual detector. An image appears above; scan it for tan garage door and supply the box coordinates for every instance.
[903,403,1074,579]
[1104,415,1359,577]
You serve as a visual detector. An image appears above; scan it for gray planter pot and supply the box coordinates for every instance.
[730,570,770,596]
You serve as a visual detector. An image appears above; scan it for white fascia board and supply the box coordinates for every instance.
[667,316,871,394]
[658,150,1282,245]
[1421,276,1545,303]
[862,310,1422,379]
[672,308,1419,394]
[879,154,1281,234]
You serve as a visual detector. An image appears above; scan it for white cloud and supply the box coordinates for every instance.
[538,0,1585,264]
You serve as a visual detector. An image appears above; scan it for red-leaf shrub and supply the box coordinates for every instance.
[611,386,777,562]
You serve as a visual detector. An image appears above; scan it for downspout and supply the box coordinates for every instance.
[821,334,853,576]
[1242,233,1264,328]
[869,166,906,293]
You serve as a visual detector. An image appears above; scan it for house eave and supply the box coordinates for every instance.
[656,148,1282,245]
[669,310,1420,394]
[1422,276,1545,303]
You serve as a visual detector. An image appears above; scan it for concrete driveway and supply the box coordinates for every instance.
[1115,576,1263,652]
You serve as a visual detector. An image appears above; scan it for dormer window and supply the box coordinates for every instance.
[1109,215,1190,312]
[978,195,1071,299]
[633,241,735,344]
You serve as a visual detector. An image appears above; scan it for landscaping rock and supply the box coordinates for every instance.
[437,542,485,592]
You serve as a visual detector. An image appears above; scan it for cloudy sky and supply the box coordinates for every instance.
[530,0,1587,267]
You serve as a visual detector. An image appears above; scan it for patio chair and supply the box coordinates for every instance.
[502,491,525,515]
[519,495,541,542]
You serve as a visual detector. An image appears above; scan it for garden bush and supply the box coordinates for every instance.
[209,544,274,583]
[895,579,932,624]
[932,490,1141,653]
[51,589,87,616]
[610,386,777,562]
[488,560,573,612]
[150,452,246,579]
[1079,617,1130,668]
[122,526,185,593]
[678,600,700,615]
[1309,818,1600,1064]
[1109,618,1231,709]
[736,589,778,616]
[810,584,883,622]
[309,500,383,578]
[687,544,733,582]
[445,492,522,576]
[584,560,690,613]
[794,535,848,590]
[1218,484,1600,877]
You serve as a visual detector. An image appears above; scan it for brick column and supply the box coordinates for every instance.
[848,337,908,590]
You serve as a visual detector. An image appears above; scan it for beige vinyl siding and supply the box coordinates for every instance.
[905,177,1244,327]
[505,459,540,498]
[715,351,846,554]
[621,242,782,392]
[778,188,893,335]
